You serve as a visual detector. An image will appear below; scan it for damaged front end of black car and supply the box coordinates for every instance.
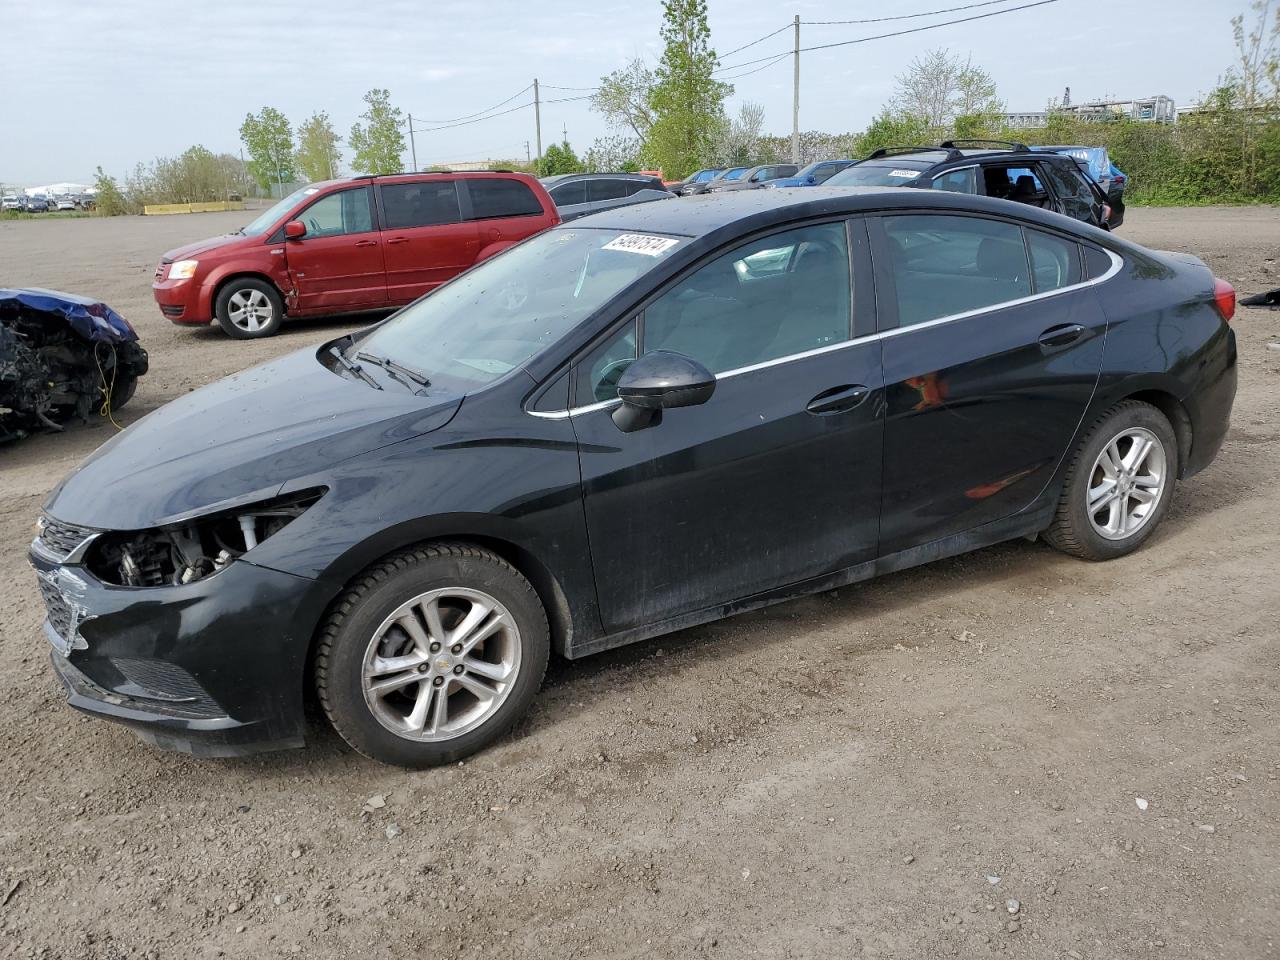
[0,288,148,443]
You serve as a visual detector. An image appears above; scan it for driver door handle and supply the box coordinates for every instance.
[354,239,377,247]
[806,384,869,415]
[1038,323,1086,349]
[386,237,409,245]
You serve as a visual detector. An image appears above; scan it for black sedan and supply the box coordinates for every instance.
[30,189,1237,767]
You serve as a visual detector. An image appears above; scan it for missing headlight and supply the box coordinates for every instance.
[85,488,325,587]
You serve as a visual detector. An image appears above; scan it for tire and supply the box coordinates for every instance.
[107,372,137,410]
[1043,400,1179,561]
[214,277,283,339]
[315,543,550,768]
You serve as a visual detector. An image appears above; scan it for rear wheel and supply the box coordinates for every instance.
[1044,400,1178,560]
[215,278,283,339]
[315,544,549,768]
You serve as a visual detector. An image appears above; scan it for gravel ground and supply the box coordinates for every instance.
[0,206,1278,960]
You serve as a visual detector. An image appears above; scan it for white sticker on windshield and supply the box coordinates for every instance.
[888,169,921,179]
[602,234,680,256]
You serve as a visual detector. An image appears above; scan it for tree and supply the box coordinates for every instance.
[713,101,765,165]
[349,89,406,175]
[591,59,656,140]
[645,0,733,180]
[853,110,932,157]
[295,111,343,181]
[239,107,296,191]
[537,140,584,176]
[892,49,1002,134]
[584,135,643,172]
[92,166,131,216]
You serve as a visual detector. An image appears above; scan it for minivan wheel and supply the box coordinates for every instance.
[315,544,550,768]
[1043,400,1178,561]
[214,278,283,339]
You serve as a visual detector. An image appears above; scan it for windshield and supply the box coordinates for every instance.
[721,168,748,181]
[826,163,928,187]
[352,227,685,393]
[693,170,719,182]
[240,184,322,236]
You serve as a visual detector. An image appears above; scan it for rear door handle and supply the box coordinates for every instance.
[1038,323,1086,348]
[386,237,409,245]
[354,239,377,247]
[806,384,869,415]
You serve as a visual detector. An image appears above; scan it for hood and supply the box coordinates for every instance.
[46,347,461,530]
[161,232,251,261]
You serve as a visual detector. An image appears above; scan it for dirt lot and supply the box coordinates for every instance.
[1,207,1278,960]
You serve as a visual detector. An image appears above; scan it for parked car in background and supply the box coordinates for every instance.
[541,173,672,222]
[1,195,25,212]
[56,196,77,212]
[34,186,1236,766]
[765,159,856,188]
[80,194,96,210]
[26,195,49,213]
[828,140,1119,229]
[152,171,560,339]
[681,166,749,196]
[671,168,724,195]
[706,164,800,192]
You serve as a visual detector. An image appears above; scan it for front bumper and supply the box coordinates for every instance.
[30,546,331,757]
[152,277,211,325]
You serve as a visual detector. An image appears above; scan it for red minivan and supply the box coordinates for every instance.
[152,172,560,339]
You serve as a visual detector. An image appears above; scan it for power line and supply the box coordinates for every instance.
[539,83,598,92]
[413,84,533,126]
[417,100,533,133]
[807,0,1031,25]
[540,94,595,105]
[714,0,1059,73]
[719,22,793,59]
[717,52,792,82]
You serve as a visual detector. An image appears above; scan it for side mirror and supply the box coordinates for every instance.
[284,220,306,240]
[612,350,715,433]
[805,175,817,184]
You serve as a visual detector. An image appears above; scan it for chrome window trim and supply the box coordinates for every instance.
[526,243,1123,420]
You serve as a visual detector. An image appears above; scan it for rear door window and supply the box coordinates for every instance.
[296,186,374,237]
[379,181,461,229]
[881,214,1031,327]
[589,179,631,202]
[465,178,544,220]
[550,181,588,206]
[1040,161,1097,207]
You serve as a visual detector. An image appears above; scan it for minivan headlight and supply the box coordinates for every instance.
[168,259,199,281]
[84,488,325,587]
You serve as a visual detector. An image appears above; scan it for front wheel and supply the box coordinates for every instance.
[1044,400,1178,561]
[214,278,283,339]
[315,544,550,768]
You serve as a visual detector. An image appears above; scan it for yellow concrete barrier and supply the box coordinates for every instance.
[143,201,246,216]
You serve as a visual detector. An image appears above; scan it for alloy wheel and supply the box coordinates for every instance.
[360,587,522,742]
[226,289,274,333]
[1087,427,1167,540]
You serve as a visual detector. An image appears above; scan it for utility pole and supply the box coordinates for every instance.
[791,15,801,165]
[533,78,543,170]
[524,141,531,164]
[408,114,418,172]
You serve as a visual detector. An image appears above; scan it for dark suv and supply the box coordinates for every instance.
[827,140,1120,229]
[153,172,560,339]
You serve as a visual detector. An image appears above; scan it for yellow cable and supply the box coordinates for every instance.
[95,342,123,431]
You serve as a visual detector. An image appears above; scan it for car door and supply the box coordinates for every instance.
[870,211,1110,556]
[283,185,387,312]
[377,179,479,304]
[1039,160,1106,226]
[462,177,549,247]
[567,219,884,635]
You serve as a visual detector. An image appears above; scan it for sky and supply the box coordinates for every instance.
[0,0,1248,185]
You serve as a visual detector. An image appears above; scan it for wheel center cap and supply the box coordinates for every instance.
[435,657,452,671]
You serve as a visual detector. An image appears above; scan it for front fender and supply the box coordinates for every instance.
[199,257,292,317]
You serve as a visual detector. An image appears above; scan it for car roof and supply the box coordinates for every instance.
[568,185,1101,239]
[541,172,658,185]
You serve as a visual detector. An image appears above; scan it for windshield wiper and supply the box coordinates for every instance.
[329,345,382,390]
[355,351,431,394]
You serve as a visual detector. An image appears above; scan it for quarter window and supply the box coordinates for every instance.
[466,178,543,220]
[576,319,638,405]
[380,181,461,229]
[643,222,852,374]
[296,187,373,238]
[589,179,631,202]
[883,215,1031,327]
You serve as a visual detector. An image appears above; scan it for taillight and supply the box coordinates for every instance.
[1213,277,1236,322]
